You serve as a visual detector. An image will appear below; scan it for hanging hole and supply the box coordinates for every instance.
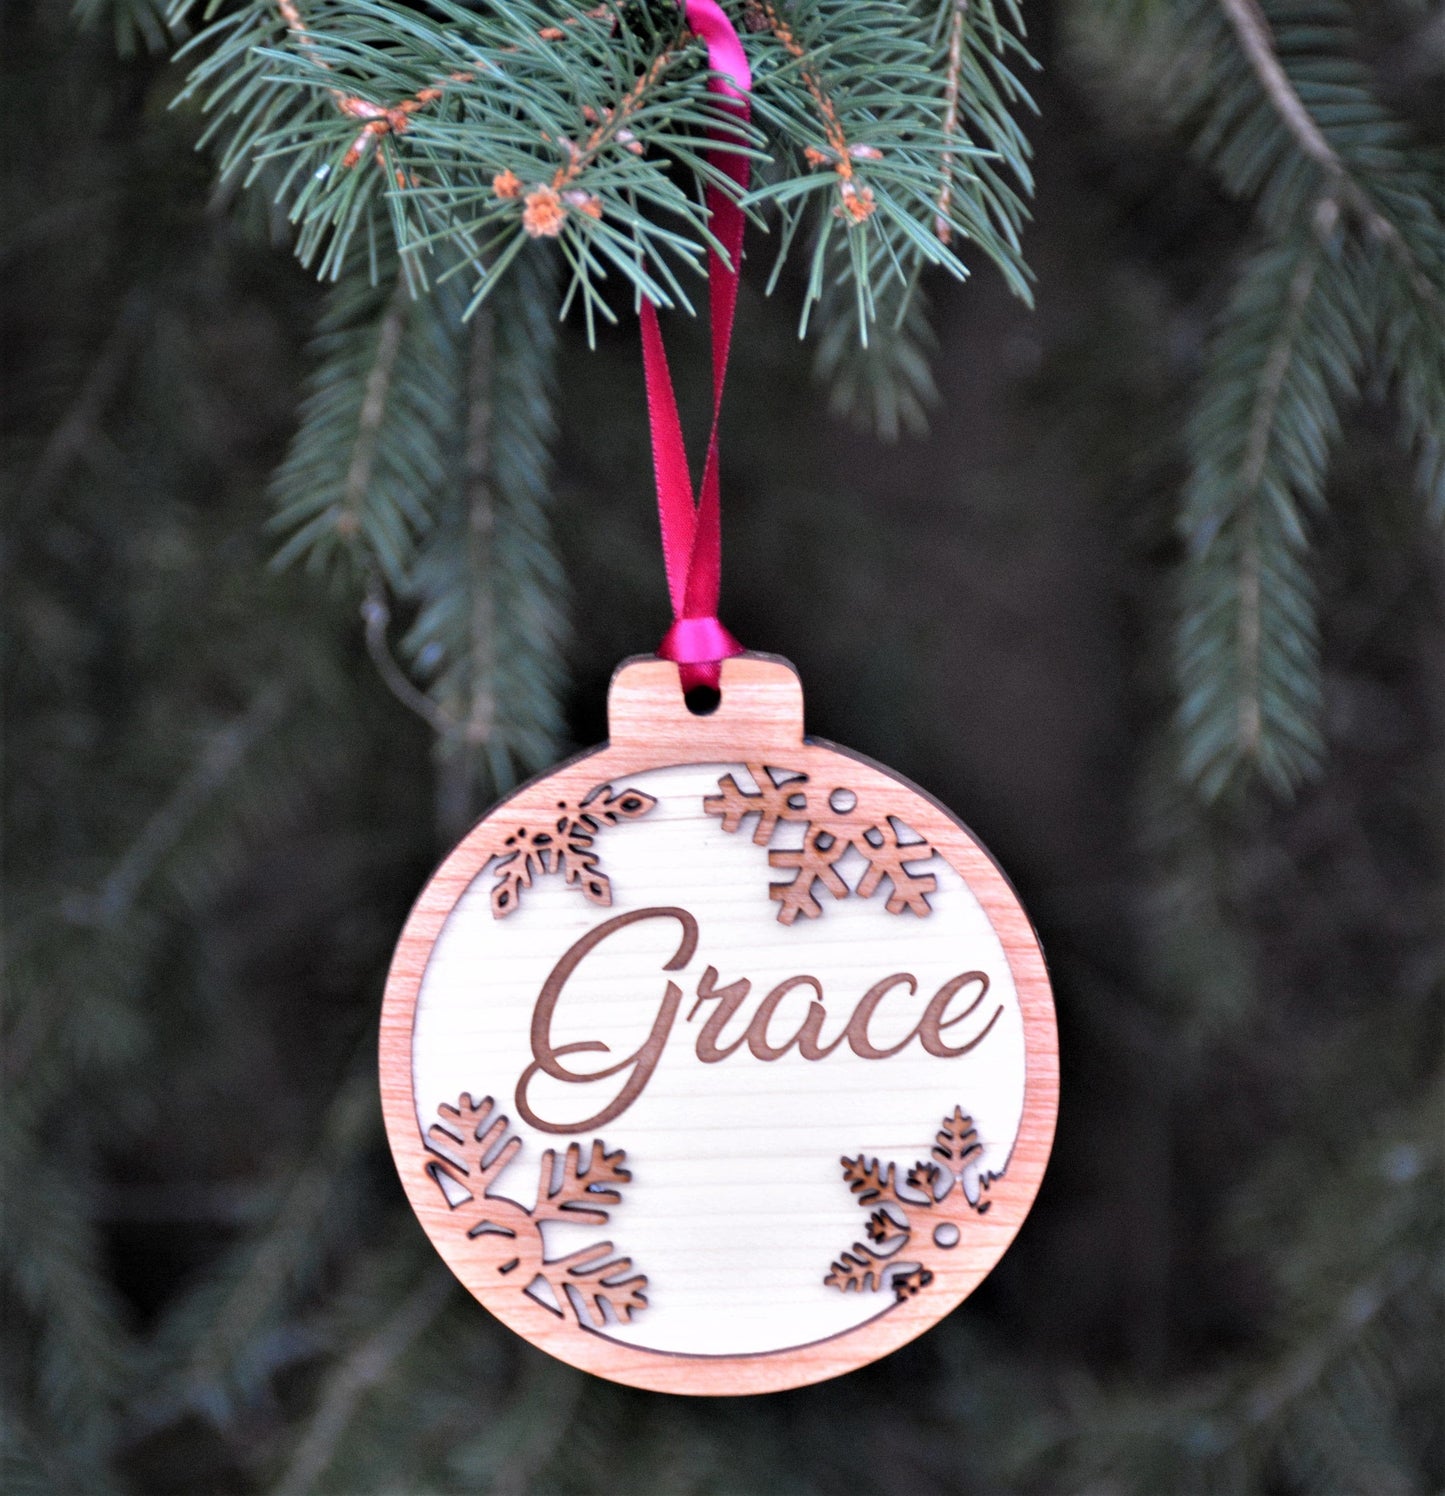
[933,1223,960,1249]
[685,685,721,716]
[828,788,858,814]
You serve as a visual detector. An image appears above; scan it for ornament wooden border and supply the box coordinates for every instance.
[380,654,1058,1395]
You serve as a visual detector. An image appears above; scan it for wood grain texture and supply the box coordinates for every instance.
[381,654,1058,1395]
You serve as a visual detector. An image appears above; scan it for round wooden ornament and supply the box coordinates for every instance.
[380,654,1057,1394]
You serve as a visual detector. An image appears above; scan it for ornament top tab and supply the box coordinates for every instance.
[380,655,1057,1395]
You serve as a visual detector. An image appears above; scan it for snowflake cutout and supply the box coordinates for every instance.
[704,763,938,924]
[490,783,656,918]
[825,1107,1002,1301]
[424,1093,648,1328]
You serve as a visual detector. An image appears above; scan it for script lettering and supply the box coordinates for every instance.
[514,907,1004,1131]
[516,907,697,1133]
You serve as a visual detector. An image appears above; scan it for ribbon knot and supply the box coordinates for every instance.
[644,0,751,691]
[658,615,743,668]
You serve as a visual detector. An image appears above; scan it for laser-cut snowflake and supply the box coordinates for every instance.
[825,1107,1002,1301]
[490,783,656,917]
[703,762,937,923]
[424,1093,648,1328]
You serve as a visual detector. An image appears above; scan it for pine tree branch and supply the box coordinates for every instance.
[1176,230,1365,796]
[339,281,409,541]
[747,0,879,223]
[174,0,1034,327]
[271,255,463,583]
[814,260,938,438]
[1216,0,1338,175]
[2,1144,133,1478]
[62,685,291,928]
[1075,0,1444,792]
[276,243,563,775]
[548,44,681,193]
[402,248,566,798]
[143,1063,380,1425]
[1234,1263,1420,1439]
[1216,0,1439,307]
[76,0,171,55]
[934,0,969,243]
[1233,239,1321,760]
[27,289,150,501]
[275,0,473,173]
[1013,1077,1441,1488]
[0,1404,78,1496]
[269,1271,450,1496]
[360,581,457,735]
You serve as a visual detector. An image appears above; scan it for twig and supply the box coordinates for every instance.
[269,1271,452,1496]
[337,279,409,541]
[275,0,469,176]
[746,0,878,221]
[935,0,968,243]
[1216,0,1439,306]
[513,41,682,236]
[1217,0,1337,174]
[337,280,457,739]
[554,49,672,189]
[361,581,458,736]
[463,307,497,748]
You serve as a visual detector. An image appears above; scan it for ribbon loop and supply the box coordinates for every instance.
[644,0,751,691]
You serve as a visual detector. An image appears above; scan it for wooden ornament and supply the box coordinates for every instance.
[380,654,1058,1395]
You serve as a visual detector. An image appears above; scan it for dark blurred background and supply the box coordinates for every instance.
[3,1,1442,1492]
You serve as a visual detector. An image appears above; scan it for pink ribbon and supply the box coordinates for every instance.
[643,0,751,691]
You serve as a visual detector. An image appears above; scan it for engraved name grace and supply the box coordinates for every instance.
[515,906,1004,1133]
